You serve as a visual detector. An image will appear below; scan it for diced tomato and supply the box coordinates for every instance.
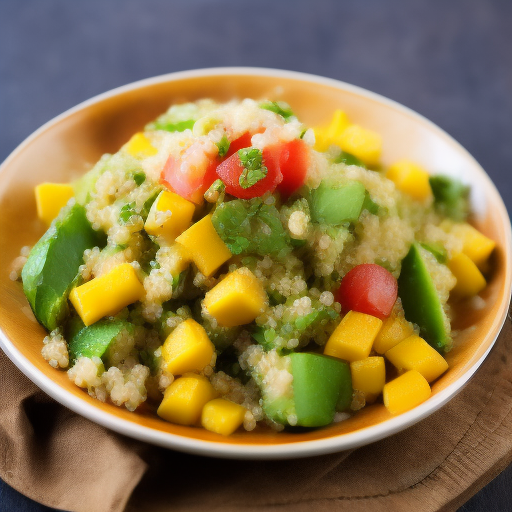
[277,139,309,197]
[216,146,283,199]
[161,153,218,205]
[335,263,398,319]
[224,132,253,158]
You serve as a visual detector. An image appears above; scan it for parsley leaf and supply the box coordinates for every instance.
[260,101,295,121]
[211,198,291,258]
[238,148,268,189]
[216,135,230,158]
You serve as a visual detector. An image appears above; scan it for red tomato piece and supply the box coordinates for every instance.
[216,146,283,199]
[277,139,309,197]
[224,132,253,158]
[335,263,398,319]
[161,154,218,204]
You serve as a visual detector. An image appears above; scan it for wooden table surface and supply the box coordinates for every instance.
[1,1,511,511]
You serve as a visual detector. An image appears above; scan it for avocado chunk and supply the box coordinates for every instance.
[261,353,352,427]
[310,181,366,225]
[398,243,451,352]
[290,353,352,427]
[68,317,134,365]
[22,203,103,331]
[429,175,470,222]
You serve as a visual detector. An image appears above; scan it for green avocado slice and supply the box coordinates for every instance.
[261,353,353,428]
[398,243,451,352]
[310,181,366,225]
[22,203,103,331]
[290,353,352,427]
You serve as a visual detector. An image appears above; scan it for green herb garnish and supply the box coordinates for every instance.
[238,148,268,189]
[211,198,291,258]
[260,101,295,121]
[216,135,230,158]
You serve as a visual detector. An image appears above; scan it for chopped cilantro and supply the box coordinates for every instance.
[260,101,295,121]
[211,198,291,258]
[216,135,230,158]
[238,148,268,189]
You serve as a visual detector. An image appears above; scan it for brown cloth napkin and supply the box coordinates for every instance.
[1,307,511,512]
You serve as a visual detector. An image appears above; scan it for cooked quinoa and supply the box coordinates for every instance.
[18,97,495,433]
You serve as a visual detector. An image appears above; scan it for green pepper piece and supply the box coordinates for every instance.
[68,318,134,365]
[398,243,451,352]
[22,204,104,331]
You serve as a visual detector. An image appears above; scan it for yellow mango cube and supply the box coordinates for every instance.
[203,268,267,327]
[144,190,195,242]
[449,223,495,271]
[35,183,74,225]
[157,373,217,425]
[339,124,382,166]
[385,334,448,383]
[383,370,431,415]
[373,316,414,354]
[350,357,386,403]
[165,243,191,276]
[448,252,487,298]
[125,132,158,158]
[386,160,432,201]
[69,263,145,326]
[324,311,383,362]
[201,398,246,436]
[175,215,232,277]
[313,110,352,152]
[162,318,215,375]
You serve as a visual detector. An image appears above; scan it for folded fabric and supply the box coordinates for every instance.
[1,311,511,512]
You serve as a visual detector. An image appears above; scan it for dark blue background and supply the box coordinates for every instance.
[1,1,511,510]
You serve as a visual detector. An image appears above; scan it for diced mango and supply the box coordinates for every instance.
[162,318,215,375]
[69,263,145,326]
[203,268,267,327]
[339,125,382,166]
[35,183,74,225]
[313,110,352,152]
[448,252,487,298]
[201,398,246,436]
[165,243,191,276]
[324,311,383,362]
[144,190,195,242]
[125,132,158,158]
[386,160,432,201]
[385,334,449,383]
[383,370,431,415]
[175,214,232,277]
[157,373,217,425]
[373,316,414,354]
[448,222,496,271]
[350,357,386,403]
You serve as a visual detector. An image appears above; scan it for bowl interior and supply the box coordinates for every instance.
[0,70,510,456]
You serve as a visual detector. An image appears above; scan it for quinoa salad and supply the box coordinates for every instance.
[14,98,496,435]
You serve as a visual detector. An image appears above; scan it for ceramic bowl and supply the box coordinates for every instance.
[0,68,510,459]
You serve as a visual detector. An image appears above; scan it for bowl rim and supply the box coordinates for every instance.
[1,66,511,459]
